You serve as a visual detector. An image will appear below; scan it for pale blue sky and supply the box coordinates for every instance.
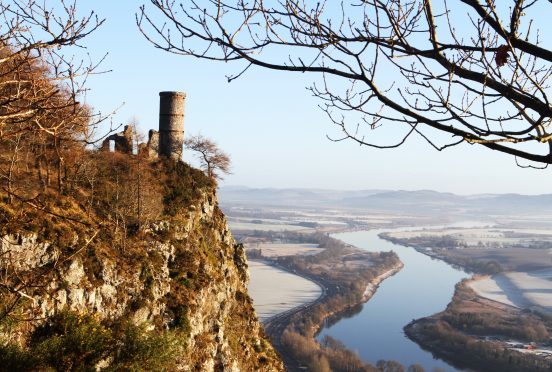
[73,1,552,195]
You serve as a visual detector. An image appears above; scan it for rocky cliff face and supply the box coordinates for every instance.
[0,188,282,371]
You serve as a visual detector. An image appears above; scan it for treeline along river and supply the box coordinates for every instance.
[317,226,474,371]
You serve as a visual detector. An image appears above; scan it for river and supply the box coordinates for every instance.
[317,225,473,371]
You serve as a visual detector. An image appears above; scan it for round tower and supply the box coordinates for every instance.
[158,91,186,160]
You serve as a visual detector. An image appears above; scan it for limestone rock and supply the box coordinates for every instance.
[0,190,283,371]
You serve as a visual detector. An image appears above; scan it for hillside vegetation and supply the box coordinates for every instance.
[0,24,281,371]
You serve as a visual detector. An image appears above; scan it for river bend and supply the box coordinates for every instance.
[317,227,471,371]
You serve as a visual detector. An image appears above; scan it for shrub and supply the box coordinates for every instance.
[30,311,112,370]
[109,323,179,371]
[0,344,39,372]
[0,310,182,371]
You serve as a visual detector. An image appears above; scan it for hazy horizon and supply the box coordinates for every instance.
[221,184,552,197]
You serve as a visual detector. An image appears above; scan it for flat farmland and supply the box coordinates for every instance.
[247,260,321,322]
[245,243,323,257]
[468,269,552,314]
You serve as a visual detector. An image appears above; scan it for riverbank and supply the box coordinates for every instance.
[304,261,405,340]
[405,280,552,372]
[361,264,404,302]
[379,228,552,370]
[293,260,404,339]
[378,227,552,274]
[379,232,498,274]
[245,226,470,370]
[252,232,403,371]
[270,258,403,372]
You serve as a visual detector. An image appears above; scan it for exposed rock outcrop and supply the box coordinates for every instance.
[0,187,282,371]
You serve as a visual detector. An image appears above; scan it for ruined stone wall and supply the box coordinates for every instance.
[101,125,133,154]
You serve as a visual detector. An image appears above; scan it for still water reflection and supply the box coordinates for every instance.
[317,227,471,371]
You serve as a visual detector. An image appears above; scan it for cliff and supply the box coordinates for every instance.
[0,159,282,371]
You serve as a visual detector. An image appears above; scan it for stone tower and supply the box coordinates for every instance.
[158,91,186,160]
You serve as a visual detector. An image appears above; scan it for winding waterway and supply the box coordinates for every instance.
[317,225,474,371]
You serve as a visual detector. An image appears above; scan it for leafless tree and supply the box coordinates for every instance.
[0,0,106,325]
[185,134,231,180]
[0,0,112,198]
[139,0,552,167]
[0,0,107,138]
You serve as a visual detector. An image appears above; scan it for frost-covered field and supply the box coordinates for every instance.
[468,269,552,313]
[386,227,552,247]
[247,260,321,322]
[228,221,309,231]
[246,243,322,257]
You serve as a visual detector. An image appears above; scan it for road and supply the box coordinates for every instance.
[262,261,339,371]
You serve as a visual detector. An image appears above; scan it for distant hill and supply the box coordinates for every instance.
[219,186,552,217]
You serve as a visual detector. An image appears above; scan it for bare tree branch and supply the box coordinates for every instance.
[139,0,552,166]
